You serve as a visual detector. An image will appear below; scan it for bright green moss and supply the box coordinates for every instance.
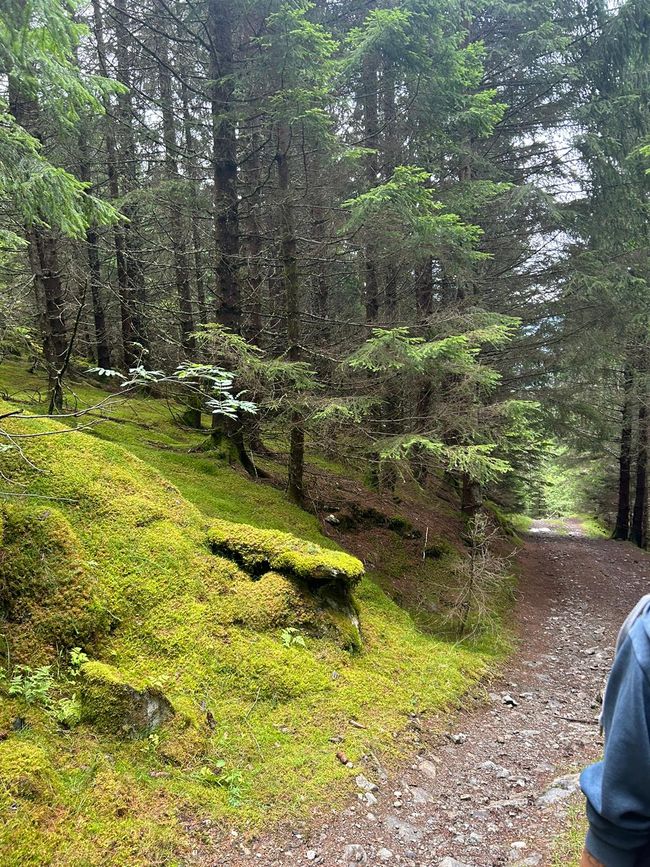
[0,741,56,800]
[79,661,174,735]
[217,571,319,628]
[208,519,364,589]
[0,503,107,663]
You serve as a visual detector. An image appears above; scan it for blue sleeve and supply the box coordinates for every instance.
[580,629,650,867]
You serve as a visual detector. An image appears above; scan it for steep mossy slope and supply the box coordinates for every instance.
[0,363,502,866]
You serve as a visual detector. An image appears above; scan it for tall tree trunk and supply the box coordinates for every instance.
[85,225,111,370]
[113,0,148,360]
[181,80,207,328]
[360,52,380,324]
[416,257,434,319]
[613,361,634,540]
[207,0,258,460]
[8,77,67,399]
[632,352,648,549]
[461,473,483,518]
[382,57,399,318]
[27,230,68,382]
[156,19,195,354]
[244,131,265,345]
[93,0,141,368]
[208,0,240,331]
[277,123,304,505]
[78,125,111,369]
[308,157,329,349]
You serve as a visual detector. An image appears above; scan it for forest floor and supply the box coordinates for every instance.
[202,519,650,867]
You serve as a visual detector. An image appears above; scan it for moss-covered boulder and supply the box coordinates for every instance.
[79,661,174,736]
[0,741,56,801]
[207,519,364,592]
[216,570,321,630]
[0,504,107,663]
[213,570,360,648]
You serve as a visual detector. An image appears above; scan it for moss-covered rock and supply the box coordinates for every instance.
[0,741,56,801]
[217,571,319,629]
[207,519,364,591]
[325,601,363,652]
[214,571,361,648]
[0,504,108,663]
[79,661,174,735]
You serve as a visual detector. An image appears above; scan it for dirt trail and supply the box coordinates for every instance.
[209,523,650,867]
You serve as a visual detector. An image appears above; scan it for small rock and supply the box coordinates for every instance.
[384,816,423,843]
[409,785,432,804]
[438,858,472,867]
[343,843,367,864]
[325,514,340,525]
[536,773,581,807]
[447,732,468,744]
[378,849,393,862]
[503,694,519,707]
[306,851,317,862]
[80,661,174,734]
[418,759,438,781]
[355,774,377,792]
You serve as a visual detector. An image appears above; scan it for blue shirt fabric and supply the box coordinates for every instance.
[580,608,650,866]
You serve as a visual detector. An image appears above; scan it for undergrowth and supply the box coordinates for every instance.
[0,359,508,865]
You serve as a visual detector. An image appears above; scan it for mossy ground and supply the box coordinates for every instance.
[552,804,586,866]
[570,513,609,539]
[0,360,507,865]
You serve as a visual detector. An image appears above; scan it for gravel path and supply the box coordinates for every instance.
[207,522,650,867]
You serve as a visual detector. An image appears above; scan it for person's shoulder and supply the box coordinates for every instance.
[618,595,650,646]
[629,606,650,675]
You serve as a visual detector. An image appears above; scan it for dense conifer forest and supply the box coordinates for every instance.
[0,0,649,863]
[2,0,649,537]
